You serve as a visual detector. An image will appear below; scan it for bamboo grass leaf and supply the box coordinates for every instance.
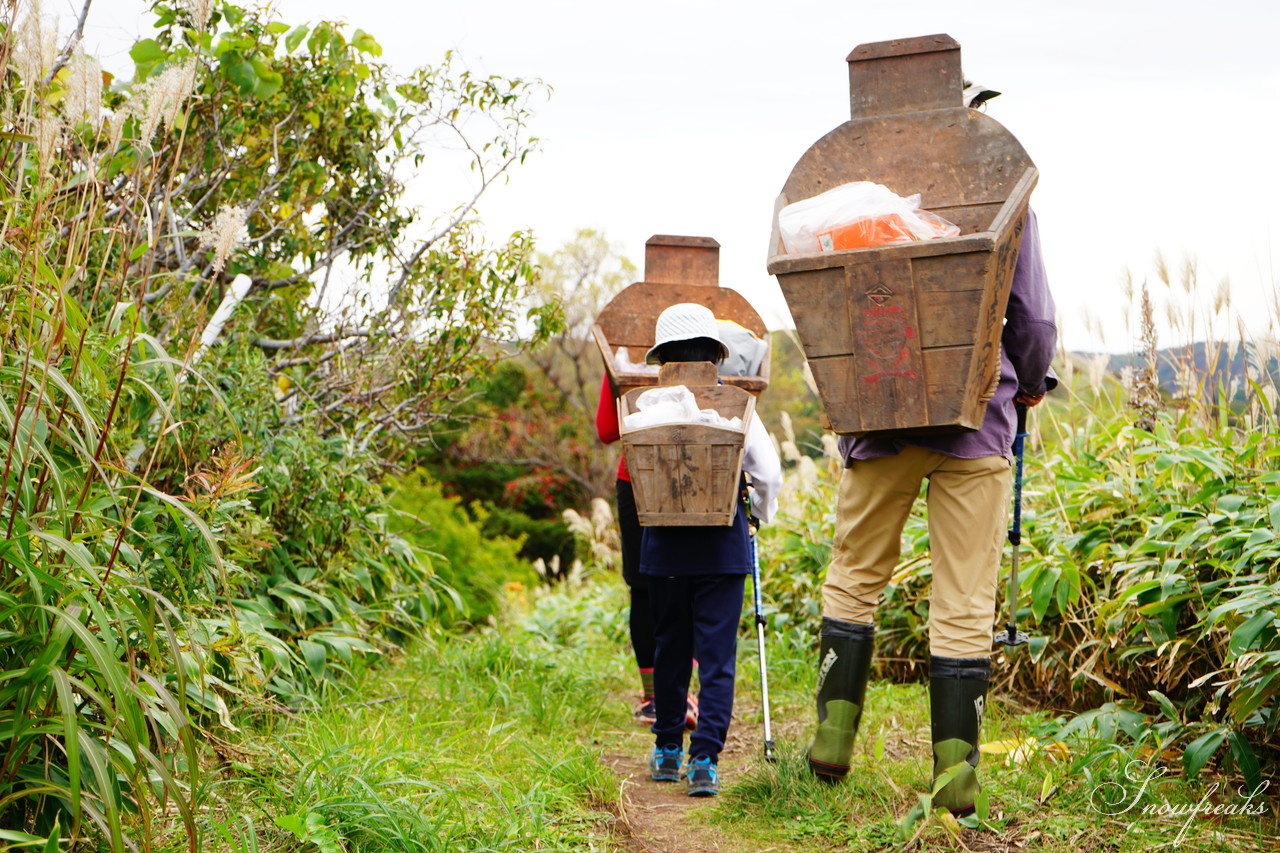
[21,360,100,440]
[1183,728,1228,778]
[1227,730,1263,791]
[75,732,123,851]
[51,668,83,825]
[47,606,147,747]
[29,531,100,574]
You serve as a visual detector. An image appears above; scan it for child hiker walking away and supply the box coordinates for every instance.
[596,378,699,731]
[639,303,782,796]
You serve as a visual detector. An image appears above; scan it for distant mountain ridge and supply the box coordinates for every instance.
[1075,342,1279,395]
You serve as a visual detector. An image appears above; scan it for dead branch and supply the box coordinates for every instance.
[252,329,370,351]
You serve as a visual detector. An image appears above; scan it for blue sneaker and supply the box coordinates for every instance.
[648,745,682,782]
[685,755,719,797]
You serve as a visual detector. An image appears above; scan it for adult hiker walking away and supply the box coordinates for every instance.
[761,34,1056,814]
[638,303,782,796]
[808,203,1056,814]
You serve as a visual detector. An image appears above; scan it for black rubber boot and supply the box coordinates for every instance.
[807,617,874,780]
[929,656,991,815]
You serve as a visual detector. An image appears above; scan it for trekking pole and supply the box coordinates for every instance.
[997,402,1030,648]
[749,530,778,763]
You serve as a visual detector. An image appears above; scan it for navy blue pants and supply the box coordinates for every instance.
[649,572,746,761]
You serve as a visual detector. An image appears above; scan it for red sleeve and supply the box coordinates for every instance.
[596,374,619,445]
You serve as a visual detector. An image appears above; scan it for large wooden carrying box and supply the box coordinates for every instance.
[767,34,1037,436]
[595,235,771,400]
[619,363,754,527]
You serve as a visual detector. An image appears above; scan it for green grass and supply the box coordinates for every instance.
[168,572,1277,853]
[166,582,627,852]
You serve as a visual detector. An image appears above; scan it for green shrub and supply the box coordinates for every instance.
[480,505,579,575]
[388,470,534,624]
[1011,403,1280,789]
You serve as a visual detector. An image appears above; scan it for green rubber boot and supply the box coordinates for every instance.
[929,656,991,815]
[807,617,874,780]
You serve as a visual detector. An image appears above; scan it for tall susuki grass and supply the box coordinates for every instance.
[756,261,1280,786]
[2,5,213,842]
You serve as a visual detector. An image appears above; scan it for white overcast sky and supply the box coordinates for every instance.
[73,0,1280,353]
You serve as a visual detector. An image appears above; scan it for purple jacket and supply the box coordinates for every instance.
[839,208,1057,464]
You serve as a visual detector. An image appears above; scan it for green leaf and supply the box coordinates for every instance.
[1216,494,1247,514]
[931,761,967,795]
[896,797,928,842]
[1227,730,1262,791]
[129,38,166,65]
[30,531,97,574]
[251,59,283,99]
[274,813,306,838]
[266,21,291,34]
[222,4,244,25]
[1148,690,1180,724]
[1183,729,1227,778]
[1245,528,1275,548]
[41,819,59,853]
[1230,610,1274,656]
[1228,672,1276,720]
[352,30,383,57]
[1030,565,1058,622]
[219,50,256,95]
[285,25,310,52]
[298,640,327,679]
[306,24,329,57]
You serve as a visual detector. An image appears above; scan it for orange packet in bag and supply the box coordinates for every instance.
[816,214,916,250]
[816,211,961,251]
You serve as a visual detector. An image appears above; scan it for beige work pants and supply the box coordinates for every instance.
[822,446,1011,659]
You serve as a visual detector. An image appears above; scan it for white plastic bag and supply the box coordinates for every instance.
[716,320,768,377]
[623,385,743,431]
[777,181,960,254]
[615,346,660,375]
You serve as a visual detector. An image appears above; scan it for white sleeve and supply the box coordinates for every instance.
[742,413,782,524]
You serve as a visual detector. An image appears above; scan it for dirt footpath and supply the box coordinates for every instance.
[603,717,783,853]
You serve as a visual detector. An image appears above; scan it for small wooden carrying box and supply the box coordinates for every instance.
[594,235,771,401]
[619,363,755,527]
[767,34,1037,436]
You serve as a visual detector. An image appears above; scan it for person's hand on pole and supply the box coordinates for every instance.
[1015,392,1045,407]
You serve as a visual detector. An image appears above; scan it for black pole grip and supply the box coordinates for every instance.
[1008,402,1028,544]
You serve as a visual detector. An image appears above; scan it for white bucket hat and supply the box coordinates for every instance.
[644,302,730,365]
